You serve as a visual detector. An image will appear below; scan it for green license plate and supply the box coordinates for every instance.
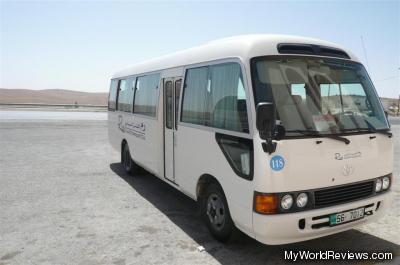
[329,207,365,226]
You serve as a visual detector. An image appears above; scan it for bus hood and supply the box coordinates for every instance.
[254,134,393,192]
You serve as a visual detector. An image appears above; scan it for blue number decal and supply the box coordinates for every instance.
[270,155,285,171]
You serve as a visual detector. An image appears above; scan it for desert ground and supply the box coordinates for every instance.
[0,112,399,265]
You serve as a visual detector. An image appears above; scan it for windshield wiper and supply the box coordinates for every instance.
[340,117,392,137]
[364,119,393,137]
[368,129,392,137]
[341,128,393,137]
[287,130,351,145]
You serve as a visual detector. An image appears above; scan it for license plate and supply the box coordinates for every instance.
[329,207,365,226]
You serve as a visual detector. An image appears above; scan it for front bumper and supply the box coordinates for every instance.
[252,191,392,245]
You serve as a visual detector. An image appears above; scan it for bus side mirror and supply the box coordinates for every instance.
[256,102,276,140]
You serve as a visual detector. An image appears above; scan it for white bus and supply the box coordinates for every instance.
[108,35,393,245]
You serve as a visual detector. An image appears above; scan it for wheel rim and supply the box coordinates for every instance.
[206,193,225,230]
[124,147,131,171]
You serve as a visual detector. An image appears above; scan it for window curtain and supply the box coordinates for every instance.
[118,78,135,112]
[181,67,209,125]
[135,74,159,116]
[108,79,118,110]
[209,63,243,131]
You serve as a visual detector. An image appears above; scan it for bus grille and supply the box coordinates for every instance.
[314,181,374,208]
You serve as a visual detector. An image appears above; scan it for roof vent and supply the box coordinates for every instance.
[277,43,350,59]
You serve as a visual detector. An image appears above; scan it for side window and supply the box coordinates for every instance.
[175,80,182,129]
[209,63,248,133]
[216,133,253,180]
[341,84,370,113]
[116,79,126,110]
[108,79,118,111]
[320,84,341,115]
[321,83,372,116]
[117,78,135,112]
[181,67,209,125]
[134,73,160,117]
[165,81,173,129]
[181,62,249,133]
[291,84,306,100]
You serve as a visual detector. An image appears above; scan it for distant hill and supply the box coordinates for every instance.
[0,88,398,114]
[0,88,108,106]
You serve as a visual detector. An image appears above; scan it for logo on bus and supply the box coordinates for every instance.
[335,152,361,160]
[270,155,285,171]
[118,115,146,140]
[342,164,354,176]
[126,122,146,140]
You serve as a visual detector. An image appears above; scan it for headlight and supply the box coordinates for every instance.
[281,194,293,210]
[382,176,390,190]
[296,193,308,208]
[375,178,382,192]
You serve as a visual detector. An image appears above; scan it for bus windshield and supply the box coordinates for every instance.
[252,57,389,135]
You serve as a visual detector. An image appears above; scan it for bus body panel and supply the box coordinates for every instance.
[108,111,122,151]
[126,114,162,176]
[174,125,255,236]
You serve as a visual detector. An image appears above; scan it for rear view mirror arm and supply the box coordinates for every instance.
[256,102,278,154]
[262,138,277,155]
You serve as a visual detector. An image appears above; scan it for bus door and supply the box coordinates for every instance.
[163,77,182,183]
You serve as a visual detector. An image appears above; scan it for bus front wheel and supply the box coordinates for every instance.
[201,183,236,242]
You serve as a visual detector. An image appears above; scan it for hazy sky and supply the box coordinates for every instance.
[0,0,399,98]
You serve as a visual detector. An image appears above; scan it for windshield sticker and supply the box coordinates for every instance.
[312,114,337,131]
[270,155,285,171]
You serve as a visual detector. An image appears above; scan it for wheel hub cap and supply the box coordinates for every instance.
[206,193,225,230]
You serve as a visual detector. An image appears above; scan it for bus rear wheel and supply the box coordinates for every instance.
[201,183,236,242]
[121,143,137,175]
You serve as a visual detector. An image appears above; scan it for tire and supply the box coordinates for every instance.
[201,183,236,242]
[121,143,138,175]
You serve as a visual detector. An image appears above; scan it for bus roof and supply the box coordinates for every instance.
[112,34,360,79]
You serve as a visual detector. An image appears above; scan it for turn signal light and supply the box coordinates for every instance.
[253,193,279,214]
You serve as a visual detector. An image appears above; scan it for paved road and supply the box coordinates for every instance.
[0,117,399,265]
